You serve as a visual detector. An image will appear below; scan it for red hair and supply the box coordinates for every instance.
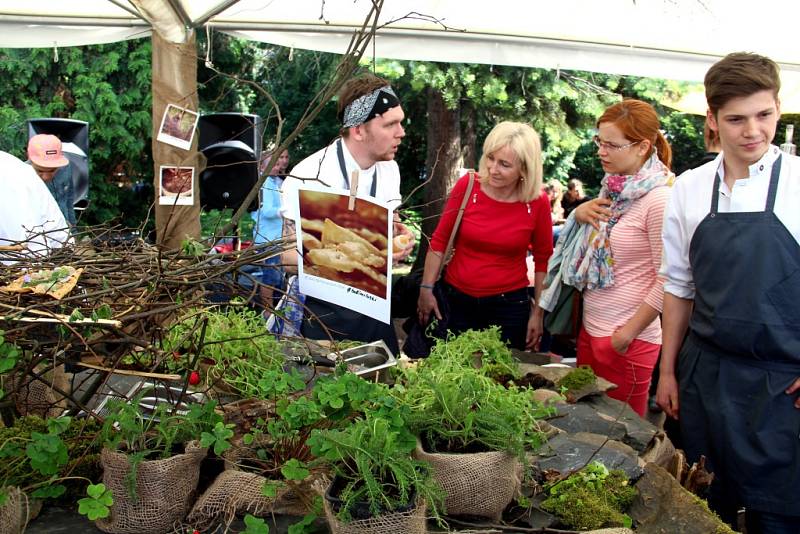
[597,99,672,170]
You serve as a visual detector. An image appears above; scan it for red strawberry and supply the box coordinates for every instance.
[188,370,201,385]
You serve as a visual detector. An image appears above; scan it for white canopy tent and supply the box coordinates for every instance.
[3,0,800,244]
[1,0,800,87]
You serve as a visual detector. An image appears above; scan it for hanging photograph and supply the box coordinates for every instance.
[156,104,199,150]
[158,165,194,206]
[290,188,394,323]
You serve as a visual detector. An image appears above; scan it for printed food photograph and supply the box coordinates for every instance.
[160,104,198,142]
[298,190,389,298]
[160,166,193,196]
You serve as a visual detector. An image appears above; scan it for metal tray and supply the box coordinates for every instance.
[327,340,397,383]
[92,379,206,420]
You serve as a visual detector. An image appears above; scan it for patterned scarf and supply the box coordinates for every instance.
[566,152,674,290]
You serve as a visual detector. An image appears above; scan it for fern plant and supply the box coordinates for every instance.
[426,327,521,379]
[307,413,443,522]
[396,363,548,458]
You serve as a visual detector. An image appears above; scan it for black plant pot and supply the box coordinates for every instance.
[325,475,416,521]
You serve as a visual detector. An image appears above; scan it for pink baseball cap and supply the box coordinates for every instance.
[27,134,69,168]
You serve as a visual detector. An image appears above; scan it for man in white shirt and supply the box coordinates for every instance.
[0,151,69,264]
[280,73,415,353]
[658,53,800,533]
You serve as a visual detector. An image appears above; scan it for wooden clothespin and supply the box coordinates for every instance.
[348,170,359,210]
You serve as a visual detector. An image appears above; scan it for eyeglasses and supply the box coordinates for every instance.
[593,135,640,152]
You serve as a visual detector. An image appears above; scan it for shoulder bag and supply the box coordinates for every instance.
[402,172,475,357]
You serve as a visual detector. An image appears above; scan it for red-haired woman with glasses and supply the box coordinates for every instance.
[565,99,674,416]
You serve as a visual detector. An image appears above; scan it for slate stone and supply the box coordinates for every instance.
[530,432,642,480]
[546,402,628,443]
[516,363,618,402]
[583,394,659,453]
[511,349,551,366]
[629,463,735,534]
[531,388,564,405]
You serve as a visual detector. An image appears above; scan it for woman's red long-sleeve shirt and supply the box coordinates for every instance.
[430,173,553,297]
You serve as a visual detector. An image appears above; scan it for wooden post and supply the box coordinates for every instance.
[151,31,203,249]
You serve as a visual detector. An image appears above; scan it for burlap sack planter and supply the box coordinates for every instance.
[322,477,427,534]
[187,437,319,529]
[0,487,28,534]
[187,470,316,530]
[414,443,522,520]
[97,441,206,534]
[3,364,70,418]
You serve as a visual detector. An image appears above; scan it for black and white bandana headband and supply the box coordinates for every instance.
[341,86,400,128]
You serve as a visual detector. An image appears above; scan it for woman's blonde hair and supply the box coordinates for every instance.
[478,121,543,202]
[544,179,564,205]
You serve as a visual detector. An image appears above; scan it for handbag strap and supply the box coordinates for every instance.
[436,171,475,280]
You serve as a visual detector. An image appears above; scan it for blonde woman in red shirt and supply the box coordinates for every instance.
[416,121,553,350]
[572,99,674,416]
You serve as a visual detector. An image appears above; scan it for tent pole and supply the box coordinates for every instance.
[151,30,203,249]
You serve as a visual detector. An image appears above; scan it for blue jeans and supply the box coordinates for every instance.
[259,254,283,289]
[443,282,531,350]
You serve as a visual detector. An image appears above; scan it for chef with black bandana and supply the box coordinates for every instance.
[279,72,414,353]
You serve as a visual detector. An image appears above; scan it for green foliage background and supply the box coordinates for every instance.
[1,34,757,233]
[0,40,153,228]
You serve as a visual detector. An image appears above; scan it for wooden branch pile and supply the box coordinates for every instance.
[0,224,293,418]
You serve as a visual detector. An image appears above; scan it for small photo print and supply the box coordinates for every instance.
[159,165,194,205]
[157,104,199,150]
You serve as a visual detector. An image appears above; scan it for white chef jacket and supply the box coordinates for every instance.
[0,151,69,264]
[662,146,800,299]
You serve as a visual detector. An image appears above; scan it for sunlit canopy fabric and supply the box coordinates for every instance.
[1,0,799,90]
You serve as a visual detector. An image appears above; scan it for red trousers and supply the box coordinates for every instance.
[577,327,660,417]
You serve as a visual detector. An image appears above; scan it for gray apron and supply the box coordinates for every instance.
[679,153,800,517]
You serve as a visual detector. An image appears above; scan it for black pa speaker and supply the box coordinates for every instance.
[198,113,263,211]
[27,118,90,208]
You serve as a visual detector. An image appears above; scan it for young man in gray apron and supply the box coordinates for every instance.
[658,52,800,533]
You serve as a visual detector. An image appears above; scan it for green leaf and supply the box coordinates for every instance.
[78,497,111,521]
[280,459,310,481]
[47,416,72,435]
[0,339,20,373]
[91,304,113,320]
[31,484,66,499]
[262,480,281,498]
[200,422,235,455]
[91,484,114,506]
[78,484,114,521]
[242,513,270,534]
[287,512,317,534]
[26,433,68,475]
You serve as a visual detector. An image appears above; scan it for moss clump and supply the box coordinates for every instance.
[540,462,636,530]
[689,493,736,534]
[556,365,596,392]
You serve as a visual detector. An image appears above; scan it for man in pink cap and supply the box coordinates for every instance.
[26,134,76,225]
[0,150,68,264]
